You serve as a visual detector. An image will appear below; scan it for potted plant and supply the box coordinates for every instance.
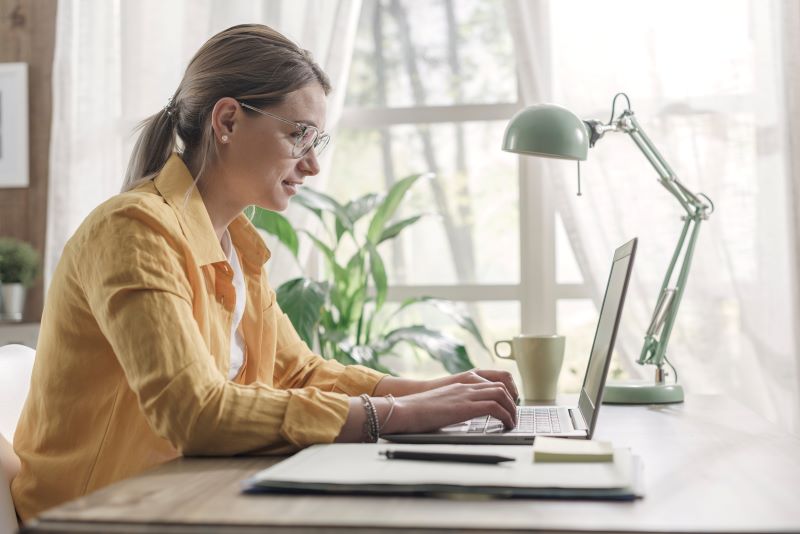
[0,238,40,321]
[251,173,487,374]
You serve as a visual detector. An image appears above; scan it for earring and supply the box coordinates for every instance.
[221,135,229,143]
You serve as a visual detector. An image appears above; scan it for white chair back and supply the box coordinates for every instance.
[0,434,19,533]
[0,344,35,441]
[0,343,34,533]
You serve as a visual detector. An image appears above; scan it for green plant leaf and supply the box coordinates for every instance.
[377,214,424,244]
[379,326,474,374]
[298,230,347,282]
[344,251,365,293]
[303,232,334,269]
[275,277,328,348]
[366,173,432,244]
[248,208,299,258]
[392,297,489,350]
[342,285,367,333]
[345,193,383,222]
[295,189,353,235]
[338,193,383,241]
[367,243,387,310]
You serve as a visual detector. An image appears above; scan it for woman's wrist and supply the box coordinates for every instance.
[374,395,409,435]
[334,394,408,442]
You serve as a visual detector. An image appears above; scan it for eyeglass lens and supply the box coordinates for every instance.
[293,128,330,158]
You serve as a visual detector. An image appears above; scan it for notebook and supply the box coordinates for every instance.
[243,443,644,500]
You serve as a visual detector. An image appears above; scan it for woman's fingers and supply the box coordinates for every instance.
[466,381,517,408]
[472,369,519,401]
[464,383,517,426]
[455,370,491,385]
[476,400,515,428]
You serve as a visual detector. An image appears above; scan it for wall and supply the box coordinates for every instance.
[0,0,57,322]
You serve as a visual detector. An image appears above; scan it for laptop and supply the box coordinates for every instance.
[384,238,637,445]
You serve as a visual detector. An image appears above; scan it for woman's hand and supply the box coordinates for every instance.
[336,372,520,442]
[383,381,518,434]
[444,369,519,402]
[374,369,519,402]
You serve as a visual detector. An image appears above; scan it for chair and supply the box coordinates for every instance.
[0,343,35,533]
[0,344,35,442]
[1,433,19,533]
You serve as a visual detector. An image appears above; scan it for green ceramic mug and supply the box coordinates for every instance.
[494,334,565,402]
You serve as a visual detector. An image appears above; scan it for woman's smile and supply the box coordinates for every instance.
[281,178,304,196]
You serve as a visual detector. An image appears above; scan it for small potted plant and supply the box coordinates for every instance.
[0,238,40,321]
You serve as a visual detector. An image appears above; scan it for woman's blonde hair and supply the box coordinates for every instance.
[122,24,331,192]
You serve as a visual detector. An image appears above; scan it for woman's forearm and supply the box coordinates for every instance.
[372,375,452,397]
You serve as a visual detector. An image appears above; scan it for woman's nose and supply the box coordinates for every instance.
[298,149,321,176]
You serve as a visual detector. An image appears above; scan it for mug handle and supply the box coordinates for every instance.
[493,340,514,360]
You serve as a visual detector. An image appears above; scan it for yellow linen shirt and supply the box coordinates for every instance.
[12,154,386,521]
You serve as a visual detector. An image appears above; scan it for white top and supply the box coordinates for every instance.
[221,230,246,380]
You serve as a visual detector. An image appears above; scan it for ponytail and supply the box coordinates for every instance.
[121,107,177,192]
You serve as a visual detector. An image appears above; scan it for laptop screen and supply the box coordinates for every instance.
[577,238,637,438]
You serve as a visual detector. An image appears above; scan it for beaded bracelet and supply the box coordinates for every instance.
[359,393,379,442]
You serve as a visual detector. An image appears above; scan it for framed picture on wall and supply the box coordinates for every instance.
[0,63,29,188]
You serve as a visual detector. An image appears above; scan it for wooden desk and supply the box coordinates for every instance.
[22,394,800,533]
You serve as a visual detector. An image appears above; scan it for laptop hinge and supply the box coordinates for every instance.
[569,408,588,431]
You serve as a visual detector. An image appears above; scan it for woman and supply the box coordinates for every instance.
[11,24,518,521]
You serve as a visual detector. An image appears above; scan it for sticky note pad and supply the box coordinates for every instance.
[533,436,614,462]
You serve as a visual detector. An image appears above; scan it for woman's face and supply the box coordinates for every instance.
[213,83,327,212]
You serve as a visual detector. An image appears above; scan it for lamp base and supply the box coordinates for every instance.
[602,381,684,405]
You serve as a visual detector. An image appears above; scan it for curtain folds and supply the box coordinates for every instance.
[780,0,800,431]
[45,0,362,287]
[506,0,799,432]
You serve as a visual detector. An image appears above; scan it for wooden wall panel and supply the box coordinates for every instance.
[0,0,57,322]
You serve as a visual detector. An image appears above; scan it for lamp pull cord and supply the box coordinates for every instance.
[576,160,582,196]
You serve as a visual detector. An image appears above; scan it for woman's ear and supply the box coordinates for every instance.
[211,97,239,143]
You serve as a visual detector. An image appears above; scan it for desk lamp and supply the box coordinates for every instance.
[502,93,713,404]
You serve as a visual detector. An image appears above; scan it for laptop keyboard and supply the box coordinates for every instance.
[467,407,562,434]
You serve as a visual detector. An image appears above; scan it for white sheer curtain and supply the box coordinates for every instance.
[506,0,800,432]
[781,0,800,427]
[45,0,362,285]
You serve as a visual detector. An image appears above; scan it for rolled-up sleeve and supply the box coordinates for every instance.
[81,206,357,455]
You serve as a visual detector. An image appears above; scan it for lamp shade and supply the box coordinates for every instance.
[502,104,589,161]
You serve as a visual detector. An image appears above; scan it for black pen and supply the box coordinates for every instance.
[379,450,515,464]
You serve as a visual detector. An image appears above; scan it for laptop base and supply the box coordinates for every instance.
[383,431,586,445]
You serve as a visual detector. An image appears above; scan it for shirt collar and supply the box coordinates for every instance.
[152,154,271,269]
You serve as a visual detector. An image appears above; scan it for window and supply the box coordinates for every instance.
[323,0,785,396]
[325,0,597,388]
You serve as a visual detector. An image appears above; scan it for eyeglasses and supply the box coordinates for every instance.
[238,101,330,159]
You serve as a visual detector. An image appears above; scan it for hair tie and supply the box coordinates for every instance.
[163,96,176,117]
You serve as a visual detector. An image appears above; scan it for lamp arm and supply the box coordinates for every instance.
[587,109,713,375]
[623,113,710,212]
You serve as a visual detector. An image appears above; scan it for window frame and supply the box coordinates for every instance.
[338,102,592,335]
